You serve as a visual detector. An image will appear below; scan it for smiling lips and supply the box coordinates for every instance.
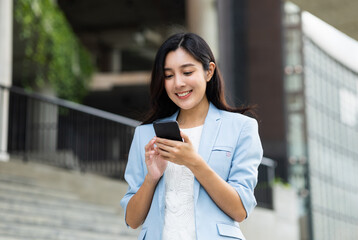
[176,90,192,99]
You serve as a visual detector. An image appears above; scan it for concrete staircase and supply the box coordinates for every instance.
[0,159,140,240]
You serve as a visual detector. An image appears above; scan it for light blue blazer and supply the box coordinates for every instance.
[120,103,263,240]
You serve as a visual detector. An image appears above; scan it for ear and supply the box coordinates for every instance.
[206,62,216,82]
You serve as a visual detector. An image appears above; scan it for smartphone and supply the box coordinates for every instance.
[153,121,183,142]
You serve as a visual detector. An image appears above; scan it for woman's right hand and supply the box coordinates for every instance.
[126,137,168,229]
[145,137,168,183]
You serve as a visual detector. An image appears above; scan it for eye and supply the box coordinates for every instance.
[184,71,193,76]
[165,74,173,79]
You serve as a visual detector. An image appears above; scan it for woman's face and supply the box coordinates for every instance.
[164,48,214,111]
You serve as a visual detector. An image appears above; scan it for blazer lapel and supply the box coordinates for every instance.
[194,103,222,204]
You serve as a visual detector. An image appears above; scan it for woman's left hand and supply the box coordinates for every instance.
[155,131,202,168]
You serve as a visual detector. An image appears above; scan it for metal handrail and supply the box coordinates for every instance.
[0,84,141,127]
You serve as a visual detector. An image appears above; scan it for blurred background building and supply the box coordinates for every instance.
[1,0,358,239]
[284,3,358,239]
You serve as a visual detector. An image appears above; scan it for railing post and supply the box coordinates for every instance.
[0,0,13,161]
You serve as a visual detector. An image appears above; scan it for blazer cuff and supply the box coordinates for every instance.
[234,184,257,218]
[120,192,135,227]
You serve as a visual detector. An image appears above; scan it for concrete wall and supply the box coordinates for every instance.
[241,185,299,240]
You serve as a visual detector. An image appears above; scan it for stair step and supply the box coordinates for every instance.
[0,187,114,214]
[0,211,122,235]
[0,175,78,200]
[0,221,132,240]
[0,182,78,202]
[0,201,121,224]
[0,194,115,215]
[0,235,34,240]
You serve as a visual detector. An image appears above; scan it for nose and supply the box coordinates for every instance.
[174,75,185,88]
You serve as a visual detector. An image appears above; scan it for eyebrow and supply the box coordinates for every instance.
[164,63,196,71]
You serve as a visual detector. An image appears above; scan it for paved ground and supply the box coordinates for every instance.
[0,158,140,240]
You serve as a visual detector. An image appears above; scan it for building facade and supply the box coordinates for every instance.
[284,2,358,239]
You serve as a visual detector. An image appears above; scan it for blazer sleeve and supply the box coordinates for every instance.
[228,118,263,218]
[120,126,146,226]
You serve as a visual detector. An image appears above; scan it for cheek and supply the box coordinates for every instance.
[195,78,208,92]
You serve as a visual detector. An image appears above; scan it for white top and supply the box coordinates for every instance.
[162,125,204,240]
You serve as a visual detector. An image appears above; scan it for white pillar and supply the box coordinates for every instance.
[0,0,13,161]
[186,0,219,58]
[111,48,122,73]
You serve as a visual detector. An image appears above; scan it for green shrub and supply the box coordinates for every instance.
[14,0,95,102]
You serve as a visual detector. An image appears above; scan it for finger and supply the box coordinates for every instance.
[145,150,156,163]
[155,142,174,153]
[145,137,156,151]
[145,141,152,152]
[155,137,178,147]
[180,131,191,143]
[154,146,160,154]
[157,148,172,159]
[145,150,156,158]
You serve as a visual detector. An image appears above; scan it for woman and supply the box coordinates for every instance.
[120,33,263,240]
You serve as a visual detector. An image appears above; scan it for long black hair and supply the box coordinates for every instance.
[142,33,252,124]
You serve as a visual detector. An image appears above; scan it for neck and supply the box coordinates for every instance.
[177,99,210,128]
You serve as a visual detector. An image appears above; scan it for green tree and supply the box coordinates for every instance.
[14,0,95,102]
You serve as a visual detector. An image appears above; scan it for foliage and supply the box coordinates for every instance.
[14,0,95,102]
[273,177,291,188]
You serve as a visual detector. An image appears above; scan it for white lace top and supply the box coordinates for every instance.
[162,125,204,240]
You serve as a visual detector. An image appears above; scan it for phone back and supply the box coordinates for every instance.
[153,121,182,141]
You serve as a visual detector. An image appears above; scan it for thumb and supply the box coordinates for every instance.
[180,131,191,143]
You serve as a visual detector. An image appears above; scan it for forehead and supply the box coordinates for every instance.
[164,48,201,68]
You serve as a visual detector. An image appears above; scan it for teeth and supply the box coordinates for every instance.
[177,91,191,97]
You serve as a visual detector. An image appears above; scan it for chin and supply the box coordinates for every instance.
[177,103,196,110]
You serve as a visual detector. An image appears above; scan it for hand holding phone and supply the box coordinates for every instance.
[153,121,183,142]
